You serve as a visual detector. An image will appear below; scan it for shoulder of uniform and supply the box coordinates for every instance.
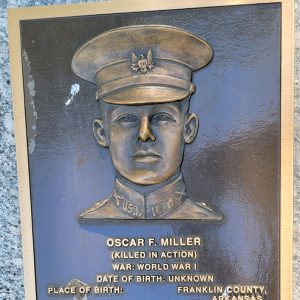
[78,196,132,223]
[167,198,223,221]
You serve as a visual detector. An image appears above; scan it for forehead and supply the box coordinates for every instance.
[105,101,183,117]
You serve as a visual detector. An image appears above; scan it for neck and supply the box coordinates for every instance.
[116,172,182,195]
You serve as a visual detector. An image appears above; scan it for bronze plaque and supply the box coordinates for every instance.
[8,1,293,299]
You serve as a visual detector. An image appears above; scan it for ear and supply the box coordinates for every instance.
[93,119,109,147]
[184,113,199,144]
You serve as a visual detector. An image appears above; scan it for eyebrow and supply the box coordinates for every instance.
[109,103,180,119]
[150,104,180,115]
[110,106,138,120]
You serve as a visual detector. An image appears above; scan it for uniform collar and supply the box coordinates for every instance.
[111,174,188,219]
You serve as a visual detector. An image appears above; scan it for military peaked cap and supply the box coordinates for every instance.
[72,25,212,104]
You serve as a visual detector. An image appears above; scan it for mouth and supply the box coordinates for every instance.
[132,150,162,163]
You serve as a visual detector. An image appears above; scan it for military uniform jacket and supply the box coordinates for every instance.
[78,174,222,222]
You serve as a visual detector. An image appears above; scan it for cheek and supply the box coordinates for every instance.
[108,126,136,157]
[155,125,184,155]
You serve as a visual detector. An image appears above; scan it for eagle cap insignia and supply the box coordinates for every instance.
[131,49,155,74]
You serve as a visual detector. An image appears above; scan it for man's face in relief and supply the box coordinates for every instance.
[93,99,199,186]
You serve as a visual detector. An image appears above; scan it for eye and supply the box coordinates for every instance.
[151,112,175,124]
[116,114,138,124]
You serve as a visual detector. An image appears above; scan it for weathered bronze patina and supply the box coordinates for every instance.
[72,25,222,221]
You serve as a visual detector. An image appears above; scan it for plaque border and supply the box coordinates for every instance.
[8,0,294,299]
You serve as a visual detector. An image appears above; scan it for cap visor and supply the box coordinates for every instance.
[102,86,190,105]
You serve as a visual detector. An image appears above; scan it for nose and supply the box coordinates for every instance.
[137,115,156,142]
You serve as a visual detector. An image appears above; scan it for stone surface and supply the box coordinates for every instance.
[294,1,300,299]
[0,0,298,299]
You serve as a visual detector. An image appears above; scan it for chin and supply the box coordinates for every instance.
[124,171,171,186]
[134,178,161,186]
